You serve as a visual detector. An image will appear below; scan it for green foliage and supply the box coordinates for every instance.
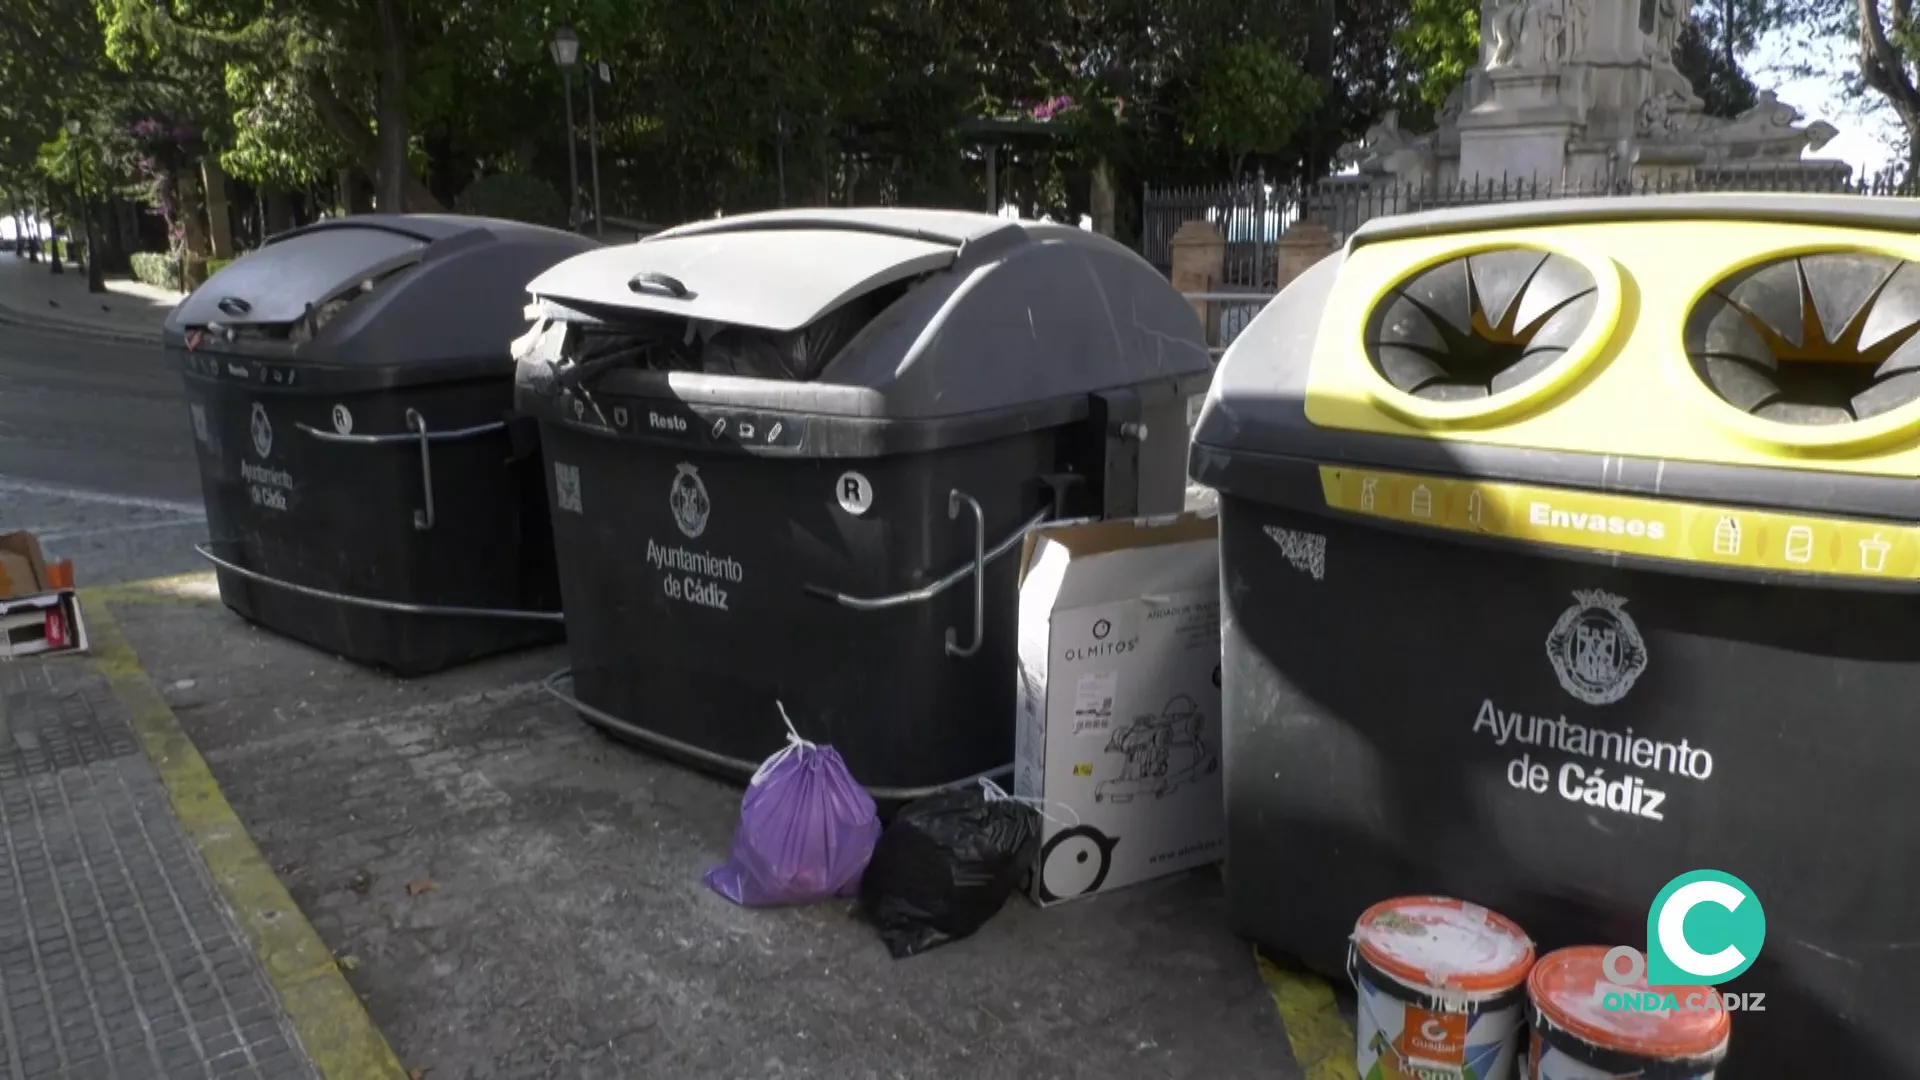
[456,173,567,228]
[129,250,182,290]
[1184,42,1320,176]
[1393,0,1480,126]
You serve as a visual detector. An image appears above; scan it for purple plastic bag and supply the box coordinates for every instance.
[704,704,882,907]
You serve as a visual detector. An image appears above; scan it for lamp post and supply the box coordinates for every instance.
[550,27,581,231]
[67,119,103,293]
[585,60,606,236]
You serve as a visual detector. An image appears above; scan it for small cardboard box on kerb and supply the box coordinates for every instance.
[1014,509,1225,907]
[0,532,87,660]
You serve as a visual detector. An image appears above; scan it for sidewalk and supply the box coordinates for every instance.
[0,251,181,347]
[0,595,405,1079]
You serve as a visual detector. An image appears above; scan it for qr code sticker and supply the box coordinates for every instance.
[1263,525,1326,581]
[554,462,583,514]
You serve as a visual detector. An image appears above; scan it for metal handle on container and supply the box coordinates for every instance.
[194,541,564,622]
[628,271,693,299]
[945,490,985,658]
[296,414,510,533]
[801,501,1054,659]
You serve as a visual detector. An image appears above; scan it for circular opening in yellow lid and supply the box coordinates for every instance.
[1357,242,1621,429]
[1680,249,1920,455]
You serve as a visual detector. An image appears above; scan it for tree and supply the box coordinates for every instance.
[1183,42,1320,179]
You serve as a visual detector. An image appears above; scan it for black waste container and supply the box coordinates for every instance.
[1190,195,1920,1076]
[166,215,599,676]
[515,208,1213,797]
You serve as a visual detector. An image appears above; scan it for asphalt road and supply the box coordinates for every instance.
[0,324,207,584]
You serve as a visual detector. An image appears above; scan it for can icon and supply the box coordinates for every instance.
[1783,524,1816,565]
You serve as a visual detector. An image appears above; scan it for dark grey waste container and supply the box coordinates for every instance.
[514,208,1213,798]
[166,214,599,676]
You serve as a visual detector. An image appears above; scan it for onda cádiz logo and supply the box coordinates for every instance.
[1602,869,1769,1014]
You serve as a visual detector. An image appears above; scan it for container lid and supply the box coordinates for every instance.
[1352,896,1535,995]
[524,225,962,333]
[1527,946,1732,1059]
[171,221,430,329]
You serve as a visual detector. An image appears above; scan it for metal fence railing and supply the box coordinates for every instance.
[1143,168,1919,279]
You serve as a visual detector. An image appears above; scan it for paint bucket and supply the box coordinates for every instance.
[1350,895,1536,1080]
[1525,946,1731,1079]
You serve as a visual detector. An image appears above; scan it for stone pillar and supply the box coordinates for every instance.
[1170,220,1226,337]
[202,158,234,259]
[1276,220,1340,291]
[1089,158,1116,237]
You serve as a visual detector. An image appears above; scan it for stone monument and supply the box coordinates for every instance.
[1337,0,1843,189]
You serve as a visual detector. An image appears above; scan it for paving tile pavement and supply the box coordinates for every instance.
[0,659,321,1080]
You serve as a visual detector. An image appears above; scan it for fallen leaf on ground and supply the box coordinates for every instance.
[336,954,360,971]
[406,878,439,897]
[408,1068,431,1080]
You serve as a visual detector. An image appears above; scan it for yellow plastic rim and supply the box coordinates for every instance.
[1670,245,1920,458]
[1353,240,1625,430]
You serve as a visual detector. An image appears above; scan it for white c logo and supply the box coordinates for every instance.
[1657,879,1748,978]
[1420,1018,1449,1043]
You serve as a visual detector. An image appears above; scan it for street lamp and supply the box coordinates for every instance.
[550,27,581,231]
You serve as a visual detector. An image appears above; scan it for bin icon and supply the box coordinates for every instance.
[1188,196,1920,1076]
[166,215,599,675]
[515,208,1213,797]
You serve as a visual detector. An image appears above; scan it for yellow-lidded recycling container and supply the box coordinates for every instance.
[1188,195,1919,1077]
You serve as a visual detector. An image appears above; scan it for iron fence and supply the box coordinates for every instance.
[1152,167,1919,356]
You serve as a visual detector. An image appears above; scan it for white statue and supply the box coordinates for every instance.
[1652,0,1692,59]
[1489,0,1569,69]
[1563,0,1591,58]
[1488,0,1529,67]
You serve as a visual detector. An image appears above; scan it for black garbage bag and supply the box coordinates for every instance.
[858,782,1040,959]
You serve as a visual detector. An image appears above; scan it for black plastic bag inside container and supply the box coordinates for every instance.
[702,293,884,380]
[858,779,1041,959]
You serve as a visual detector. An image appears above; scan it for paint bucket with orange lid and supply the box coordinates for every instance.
[1525,946,1732,1079]
[1350,896,1536,1080]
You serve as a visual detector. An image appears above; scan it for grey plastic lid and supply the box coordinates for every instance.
[170,221,429,328]
[166,214,599,380]
[525,218,971,333]
[518,208,1213,420]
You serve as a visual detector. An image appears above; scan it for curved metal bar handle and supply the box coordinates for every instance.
[296,415,509,533]
[944,490,985,659]
[405,409,433,530]
[194,542,565,623]
[801,505,1052,612]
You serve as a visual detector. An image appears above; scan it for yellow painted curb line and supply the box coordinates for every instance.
[82,588,410,1080]
[88,571,220,606]
[1257,947,1360,1080]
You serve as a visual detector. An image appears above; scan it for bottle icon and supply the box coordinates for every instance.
[1467,490,1485,526]
[1860,533,1893,574]
[1783,525,1816,565]
[1712,516,1742,556]
[1410,485,1434,520]
[1360,477,1378,511]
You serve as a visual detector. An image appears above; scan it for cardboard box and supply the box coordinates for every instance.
[1014,510,1225,906]
[0,592,88,659]
[0,532,86,659]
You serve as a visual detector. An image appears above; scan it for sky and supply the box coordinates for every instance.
[1751,27,1904,180]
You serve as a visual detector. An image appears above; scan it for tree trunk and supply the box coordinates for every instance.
[264,187,295,236]
[1858,0,1920,181]
[373,0,410,213]
[303,72,443,212]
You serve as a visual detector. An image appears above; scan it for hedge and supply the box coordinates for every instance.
[129,252,183,292]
